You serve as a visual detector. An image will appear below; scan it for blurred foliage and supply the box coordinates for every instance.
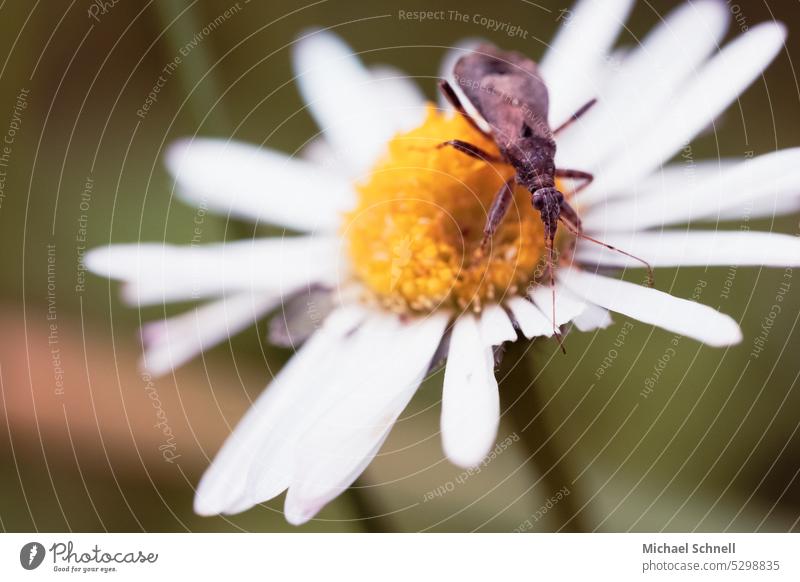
[0,0,799,532]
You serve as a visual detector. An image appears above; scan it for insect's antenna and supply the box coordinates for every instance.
[559,217,655,287]
[545,234,567,354]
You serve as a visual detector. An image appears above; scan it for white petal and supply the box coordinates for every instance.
[268,287,334,348]
[282,311,449,524]
[193,304,367,516]
[239,307,400,510]
[529,283,588,327]
[293,30,413,174]
[579,22,787,204]
[284,433,389,526]
[572,303,613,332]
[479,303,517,346]
[165,138,354,231]
[141,292,278,376]
[506,296,553,339]
[600,159,735,205]
[576,230,800,268]
[369,65,427,129]
[441,315,500,468]
[85,236,341,306]
[243,309,395,506]
[540,0,635,127]
[296,64,426,180]
[717,194,800,222]
[557,0,730,169]
[300,137,339,169]
[582,149,800,232]
[559,267,742,347]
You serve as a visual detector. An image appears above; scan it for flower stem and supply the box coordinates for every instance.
[346,477,393,533]
[153,6,255,240]
[153,3,230,134]
[498,339,589,532]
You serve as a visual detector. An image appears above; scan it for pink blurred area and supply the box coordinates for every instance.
[0,303,259,530]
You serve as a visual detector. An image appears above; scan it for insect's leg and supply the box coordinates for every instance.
[437,139,503,163]
[555,168,594,195]
[480,178,515,249]
[553,98,597,135]
[559,199,582,231]
[558,213,655,287]
[555,169,593,180]
[438,80,492,138]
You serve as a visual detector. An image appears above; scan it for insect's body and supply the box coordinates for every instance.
[450,44,580,245]
[439,43,652,343]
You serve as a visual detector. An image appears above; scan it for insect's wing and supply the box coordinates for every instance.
[454,44,550,139]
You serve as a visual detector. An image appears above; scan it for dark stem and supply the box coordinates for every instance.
[154,4,253,241]
[498,339,589,532]
[346,476,393,533]
[153,3,230,134]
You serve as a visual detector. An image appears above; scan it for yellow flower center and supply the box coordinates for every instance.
[344,104,561,313]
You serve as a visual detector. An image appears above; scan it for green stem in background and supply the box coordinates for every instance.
[346,477,393,533]
[153,4,251,241]
[498,339,589,533]
[153,3,231,135]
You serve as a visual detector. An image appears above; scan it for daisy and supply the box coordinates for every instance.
[87,0,800,526]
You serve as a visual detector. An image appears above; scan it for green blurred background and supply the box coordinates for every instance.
[0,0,799,532]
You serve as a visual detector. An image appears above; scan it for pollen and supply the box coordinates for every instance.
[343,105,551,313]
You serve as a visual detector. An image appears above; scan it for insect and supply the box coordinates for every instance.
[438,43,653,346]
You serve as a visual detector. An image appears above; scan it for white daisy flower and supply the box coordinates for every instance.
[87,0,800,525]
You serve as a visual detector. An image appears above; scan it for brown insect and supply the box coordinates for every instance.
[438,43,653,346]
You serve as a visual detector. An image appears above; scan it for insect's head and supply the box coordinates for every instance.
[530,187,563,240]
[531,187,563,209]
